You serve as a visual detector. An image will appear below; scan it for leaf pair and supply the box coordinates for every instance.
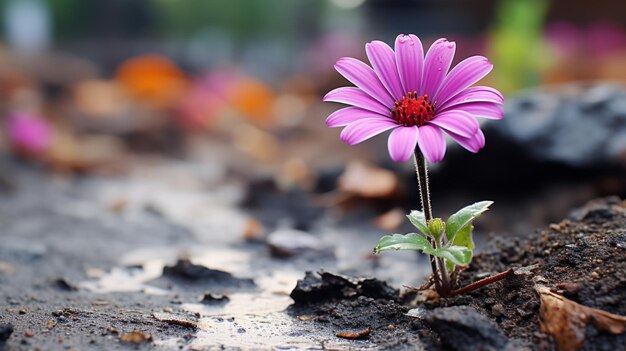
[374,201,493,270]
[373,233,472,266]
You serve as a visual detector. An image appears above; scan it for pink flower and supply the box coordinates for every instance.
[324,35,504,163]
[6,112,53,154]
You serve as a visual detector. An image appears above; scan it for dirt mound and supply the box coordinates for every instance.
[291,197,626,350]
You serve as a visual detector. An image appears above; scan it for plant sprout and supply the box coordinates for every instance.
[324,34,506,297]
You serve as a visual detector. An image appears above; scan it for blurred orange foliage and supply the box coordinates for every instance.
[115,54,187,108]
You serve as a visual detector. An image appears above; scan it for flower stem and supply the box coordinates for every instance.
[413,151,451,295]
[413,152,432,221]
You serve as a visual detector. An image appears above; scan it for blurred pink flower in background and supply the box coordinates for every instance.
[176,73,230,131]
[6,111,53,155]
[546,21,626,59]
[324,34,503,163]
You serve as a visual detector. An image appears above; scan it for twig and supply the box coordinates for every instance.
[403,277,435,292]
[448,268,513,297]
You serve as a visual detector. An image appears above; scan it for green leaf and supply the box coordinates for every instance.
[407,210,429,236]
[449,222,475,250]
[374,233,433,254]
[374,234,471,268]
[434,246,472,266]
[445,201,493,242]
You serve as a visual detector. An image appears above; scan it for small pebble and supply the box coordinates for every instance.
[491,303,506,317]
[47,320,57,330]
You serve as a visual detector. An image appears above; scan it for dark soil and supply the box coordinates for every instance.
[443,196,626,350]
[290,197,626,350]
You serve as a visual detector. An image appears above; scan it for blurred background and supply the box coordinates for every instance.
[2,0,626,236]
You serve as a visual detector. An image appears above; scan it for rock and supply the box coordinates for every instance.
[568,196,626,223]
[290,271,398,305]
[52,278,78,291]
[496,83,626,167]
[0,324,13,342]
[162,259,254,287]
[421,306,508,351]
[200,293,229,304]
[267,229,334,258]
[242,180,324,231]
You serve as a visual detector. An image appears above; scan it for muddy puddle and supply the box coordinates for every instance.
[78,243,426,350]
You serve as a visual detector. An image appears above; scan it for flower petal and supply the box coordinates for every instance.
[395,34,424,94]
[434,56,493,105]
[340,118,398,145]
[417,124,446,163]
[447,102,504,120]
[387,126,418,162]
[326,107,390,127]
[324,87,391,115]
[446,128,485,153]
[438,86,504,111]
[366,41,405,101]
[428,110,479,138]
[420,39,456,96]
[335,57,395,107]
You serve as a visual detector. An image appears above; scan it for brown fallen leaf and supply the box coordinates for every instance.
[152,312,198,329]
[336,328,371,339]
[536,285,626,351]
[374,208,405,231]
[338,161,398,199]
[120,330,152,343]
[242,217,265,241]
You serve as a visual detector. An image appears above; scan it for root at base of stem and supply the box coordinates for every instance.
[447,268,514,297]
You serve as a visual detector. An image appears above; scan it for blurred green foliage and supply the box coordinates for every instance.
[489,0,551,94]
[154,0,301,38]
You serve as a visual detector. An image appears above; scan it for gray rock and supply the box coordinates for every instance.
[0,324,13,342]
[290,271,398,304]
[267,229,334,258]
[162,259,254,287]
[422,306,508,351]
[496,83,626,166]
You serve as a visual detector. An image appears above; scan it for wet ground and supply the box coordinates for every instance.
[0,157,433,350]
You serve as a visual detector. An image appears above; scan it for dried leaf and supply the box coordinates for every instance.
[120,330,152,343]
[152,312,198,329]
[338,161,398,199]
[336,328,371,339]
[374,208,405,231]
[536,285,626,351]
